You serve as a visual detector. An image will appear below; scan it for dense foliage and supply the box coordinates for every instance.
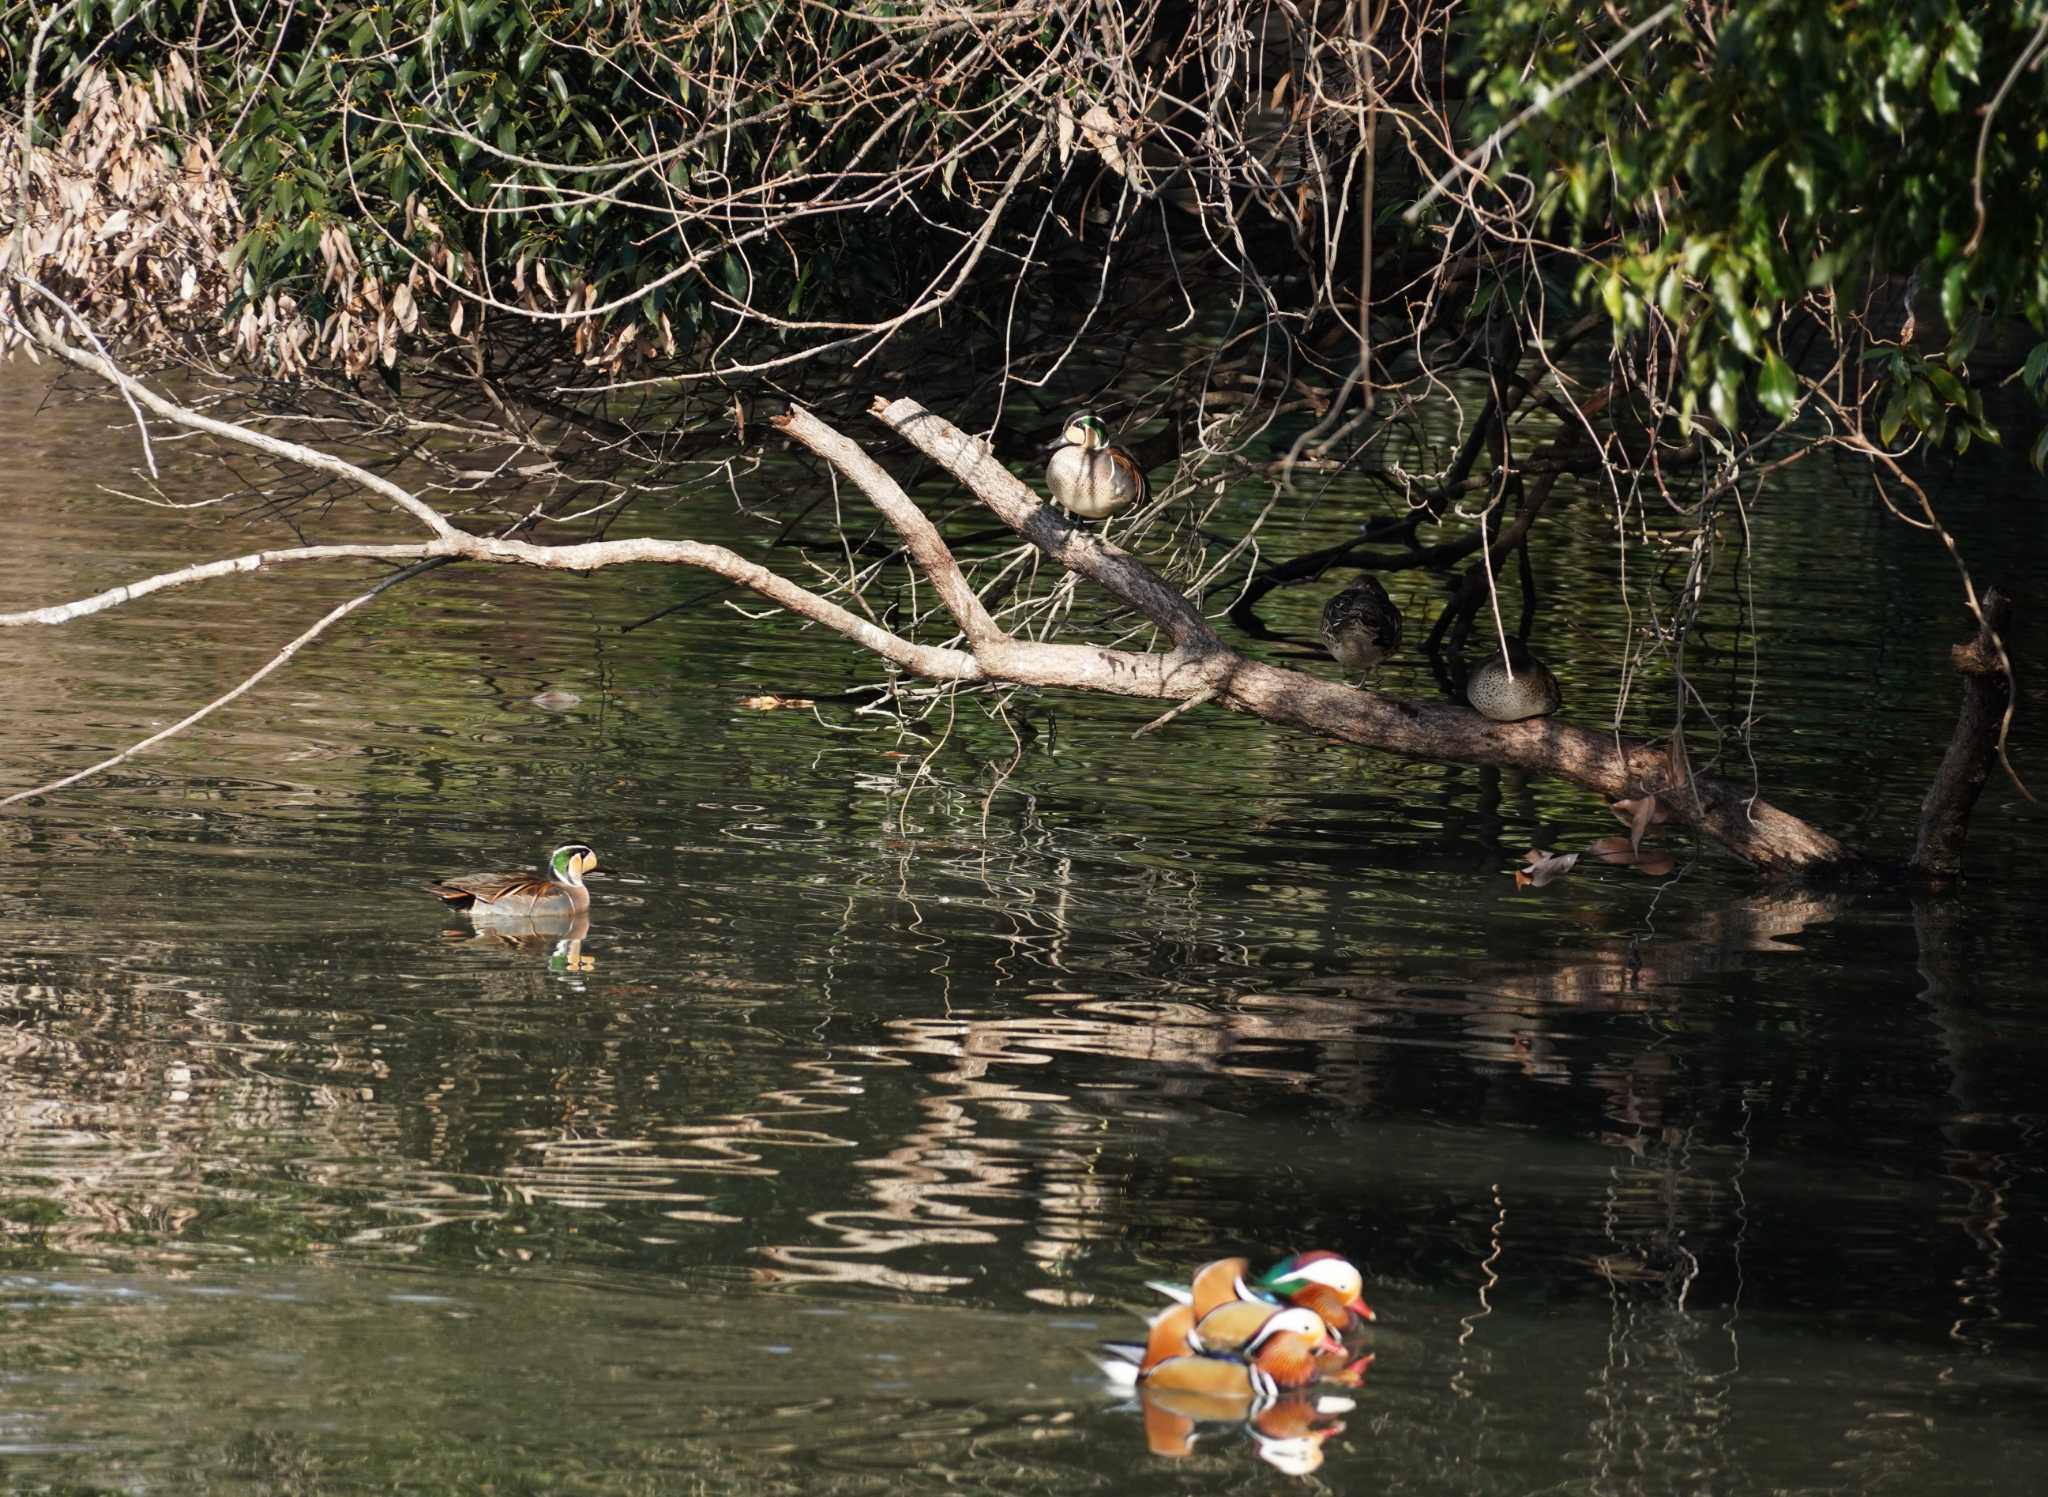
[10,0,1085,375]
[1469,1,2048,458]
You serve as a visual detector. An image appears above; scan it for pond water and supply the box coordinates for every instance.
[2,365,2045,1493]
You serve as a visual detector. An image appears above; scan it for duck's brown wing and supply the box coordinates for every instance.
[1108,445,1150,506]
[426,873,560,913]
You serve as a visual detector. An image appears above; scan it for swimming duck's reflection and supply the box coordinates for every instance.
[440,910,593,971]
[1137,1386,1353,1475]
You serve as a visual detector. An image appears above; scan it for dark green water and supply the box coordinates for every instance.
[2,367,2045,1492]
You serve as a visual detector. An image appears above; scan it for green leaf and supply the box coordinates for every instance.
[1880,386,1910,444]
[1924,364,1967,406]
[1709,371,1738,430]
[1947,315,1980,366]
[1941,262,1968,328]
[1907,376,1939,428]
[1946,21,1983,81]
[1758,349,1797,419]
[2032,427,2048,473]
[1930,65,1958,115]
[1713,270,1757,355]
[2021,341,2048,395]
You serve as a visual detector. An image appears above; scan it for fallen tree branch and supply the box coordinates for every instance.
[0,543,435,626]
[774,405,1002,645]
[1910,589,2015,882]
[1,328,1866,875]
[872,396,1224,653]
[856,395,1860,876]
[1,557,451,808]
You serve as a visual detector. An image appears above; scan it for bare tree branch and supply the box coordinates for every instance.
[1,557,450,808]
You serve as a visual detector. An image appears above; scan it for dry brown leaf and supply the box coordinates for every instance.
[737,694,815,711]
[1077,104,1129,176]
[1610,796,1671,852]
[1511,849,1580,889]
[1588,835,1676,876]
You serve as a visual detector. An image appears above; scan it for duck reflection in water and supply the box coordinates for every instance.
[1139,1385,1353,1474]
[441,910,594,972]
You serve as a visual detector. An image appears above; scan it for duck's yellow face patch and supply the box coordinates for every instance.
[573,849,601,877]
[1063,415,1102,450]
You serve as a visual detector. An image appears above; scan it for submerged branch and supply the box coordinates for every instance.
[1910,589,2016,882]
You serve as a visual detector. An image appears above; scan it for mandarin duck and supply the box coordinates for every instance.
[1151,1251,1376,1331]
[427,843,603,921]
[1252,1251,1377,1333]
[1098,1302,1334,1401]
[1320,576,1403,679]
[1466,640,1563,721]
[1045,410,1148,520]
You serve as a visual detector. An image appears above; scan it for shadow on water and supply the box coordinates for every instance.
[2,367,2047,1490]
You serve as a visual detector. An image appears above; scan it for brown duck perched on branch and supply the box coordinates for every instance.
[427,843,602,919]
[1319,576,1403,680]
[1045,410,1148,519]
[1466,641,1562,722]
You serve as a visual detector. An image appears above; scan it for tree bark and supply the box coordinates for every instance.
[1910,589,2015,882]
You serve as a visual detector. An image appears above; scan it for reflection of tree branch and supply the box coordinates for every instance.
[2,557,451,808]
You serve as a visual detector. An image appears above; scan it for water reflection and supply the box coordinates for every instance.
[1135,1387,1352,1474]
[441,909,593,970]
[5,363,2048,1490]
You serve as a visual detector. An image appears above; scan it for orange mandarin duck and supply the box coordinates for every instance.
[1251,1251,1376,1331]
[1098,1304,1334,1402]
[1149,1250,1376,1333]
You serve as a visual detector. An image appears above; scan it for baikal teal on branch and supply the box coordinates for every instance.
[1458,1,2048,458]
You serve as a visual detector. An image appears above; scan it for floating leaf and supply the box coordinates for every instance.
[1512,849,1580,889]
[1610,796,1672,852]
